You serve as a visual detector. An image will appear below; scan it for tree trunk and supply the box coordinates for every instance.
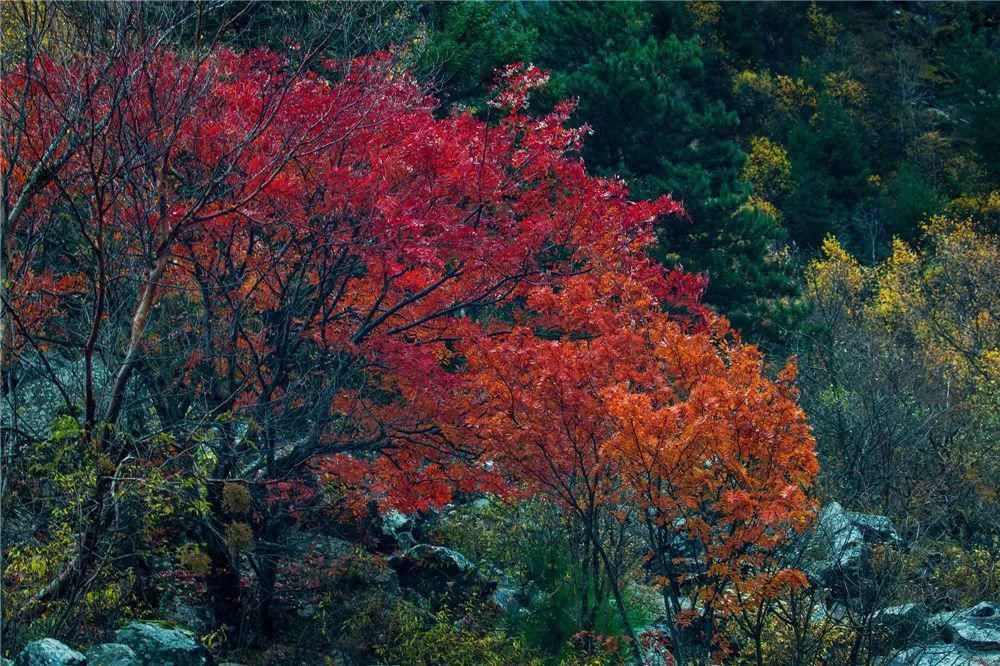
[205,481,242,646]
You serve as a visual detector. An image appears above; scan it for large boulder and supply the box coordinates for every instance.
[84,644,141,666]
[887,643,1000,665]
[886,602,1000,666]
[850,511,903,545]
[389,543,487,606]
[874,603,930,647]
[492,583,522,615]
[13,640,85,666]
[930,602,1000,651]
[390,544,475,577]
[380,509,418,550]
[159,594,215,636]
[806,502,903,597]
[381,509,413,536]
[114,621,210,666]
[277,529,356,563]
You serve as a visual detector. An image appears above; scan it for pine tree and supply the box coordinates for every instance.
[531,3,794,336]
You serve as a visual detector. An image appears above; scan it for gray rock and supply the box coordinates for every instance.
[850,511,902,545]
[275,529,397,593]
[114,621,209,666]
[278,530,355,562]
[626,580,667,618]
[930,602,1000,651]
[381,509,425,550]
[160,594,215,636]
[492,583,527,619]
[666,518,705,562]
[807,502,903,597]
[392,544,475,574]
[13,639,85,666]
[814,502,867,569]
[273,531,356,592]
[824,601,851,622]
[875,603,929,645]
[394,531,418,550]
[389,544,482,603]
[887,643,1000,665]
[382,509,413,536]
[84,644,141,666]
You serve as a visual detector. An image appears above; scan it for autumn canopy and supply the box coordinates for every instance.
[1,34,816,661]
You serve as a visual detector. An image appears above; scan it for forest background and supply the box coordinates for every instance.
[0,2,997,665]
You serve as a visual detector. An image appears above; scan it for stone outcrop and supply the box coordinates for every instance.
[888,643,1000,666]
[806,501,903,598]
[886,601,1000,665]
[875,603,930,647]
[84,644,141,666]
[13,640,85,666]
[9,626,209,666]
[389,543,478,596]
[800,504,999,665]
[929,602,1000,651]
[114,622,210,666]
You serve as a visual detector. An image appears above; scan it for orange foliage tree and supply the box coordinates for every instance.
[461,249,818,662]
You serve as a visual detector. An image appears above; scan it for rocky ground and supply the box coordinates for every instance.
[7,502,998,665]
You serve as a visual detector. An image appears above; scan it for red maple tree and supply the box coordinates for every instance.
[2,26,816,653]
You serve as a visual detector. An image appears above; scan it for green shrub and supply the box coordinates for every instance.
[371,600,541,666]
